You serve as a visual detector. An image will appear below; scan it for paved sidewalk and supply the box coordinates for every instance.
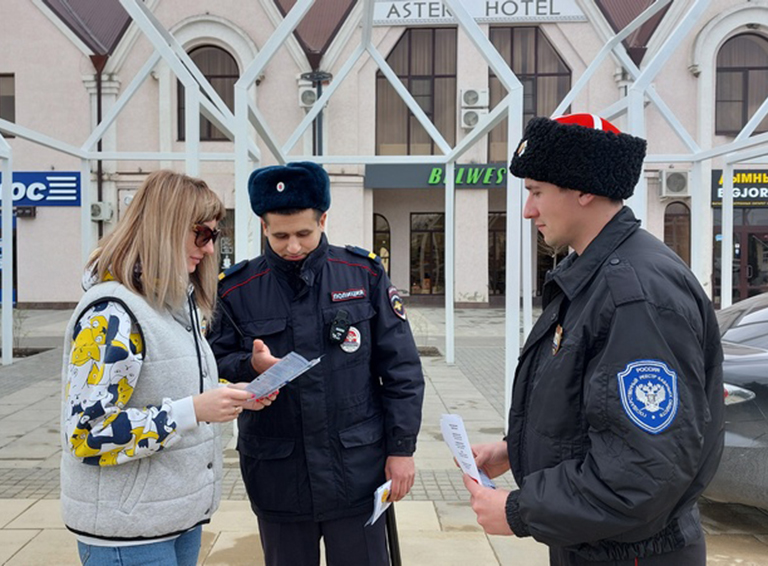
[1,307,767,565]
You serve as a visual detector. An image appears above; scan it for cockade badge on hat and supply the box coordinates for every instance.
[276,181,285,192]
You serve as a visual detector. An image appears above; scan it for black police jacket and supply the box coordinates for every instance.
[208,234,424,522]
[505,207,724,561]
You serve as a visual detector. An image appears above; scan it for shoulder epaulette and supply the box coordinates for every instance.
[345,245,381,265]
[218,259,248,281]
[604,257,644,306]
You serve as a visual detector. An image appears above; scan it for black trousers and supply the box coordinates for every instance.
[549,535,706,566]
[257,511,389,566]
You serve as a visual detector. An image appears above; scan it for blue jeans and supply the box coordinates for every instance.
[77,525,202,566]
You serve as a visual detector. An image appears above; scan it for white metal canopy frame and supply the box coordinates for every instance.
[0,2,765,429]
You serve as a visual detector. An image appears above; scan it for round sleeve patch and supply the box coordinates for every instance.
[617,360,679,434]
[387,286,407,321]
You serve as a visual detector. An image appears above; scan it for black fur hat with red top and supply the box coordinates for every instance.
[509,113,647,200]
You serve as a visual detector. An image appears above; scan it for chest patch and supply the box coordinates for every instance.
[341,326,361,353]
[331,288,366,302]
[618,360,679,435]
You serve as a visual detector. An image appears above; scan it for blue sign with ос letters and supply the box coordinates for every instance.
[0,171,81,207]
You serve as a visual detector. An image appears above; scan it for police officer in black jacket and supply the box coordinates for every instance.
[208,162,424,566]
[462,114,724,566]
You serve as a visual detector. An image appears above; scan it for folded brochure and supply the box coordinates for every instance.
[365,479,392,526]
[245,352,322,398]
[440,413,496,489]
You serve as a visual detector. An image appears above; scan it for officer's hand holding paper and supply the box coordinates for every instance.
[365,480,392,527]
[245,352,322,399]
[441,413,495,488]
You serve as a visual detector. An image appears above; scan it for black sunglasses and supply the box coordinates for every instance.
[192,224,221,248]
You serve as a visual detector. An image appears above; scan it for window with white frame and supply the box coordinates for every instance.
[376,28,457,155]
[0,74,15,134]
[487,27,570,162]
[716,33,768,135]
[178,46,239,141]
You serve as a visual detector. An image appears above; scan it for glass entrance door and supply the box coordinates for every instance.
[713,220,768,304]
[744,231,768,298]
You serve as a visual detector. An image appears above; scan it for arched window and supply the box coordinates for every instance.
[376,28,457,155]
[373,213,391,275]
[178,45,239,141]
[488,27,570,162]
[664,202,691,266]
[716,33,768,135]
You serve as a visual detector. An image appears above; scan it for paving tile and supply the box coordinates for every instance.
[5,500,65,529]
[434,501,484,532]
[706,534,768,566]
[199,529,218,565]
[400,531,499,565]
[394,501,441,531]
[0,529,39,565]
[701,501,768,535]
[1,387,59,407]
[200,531,265,566]
[488,533,551,565]
[0,405,23,418]
[3,307,768,565]
[4,529,79,565]
[0,425,61,462]
[206,500,259,533]
[0,499,34,528]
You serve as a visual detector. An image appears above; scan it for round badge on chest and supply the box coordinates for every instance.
[340,326,361,353]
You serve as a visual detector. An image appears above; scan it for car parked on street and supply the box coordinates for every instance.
[704,293,768,510]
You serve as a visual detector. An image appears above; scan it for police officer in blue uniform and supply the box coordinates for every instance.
[207,162,424,566]
[462,115,724,566]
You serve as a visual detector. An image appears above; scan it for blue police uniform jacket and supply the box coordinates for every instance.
[505,207,724,562]
[208,234,425,522]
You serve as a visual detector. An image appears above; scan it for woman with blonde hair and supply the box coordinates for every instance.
[60,170,272,565]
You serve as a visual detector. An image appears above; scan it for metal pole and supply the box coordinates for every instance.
[690,161,708,291]
[504,112,523,426]
[385,506,402,566]
[445,161,455,364]
[90,55,109,239]
[235,85,256,262]
[185,87,200,176]
[1,152,13,365]
[721,163,734,308]
[81,159,93,268]
[625,88,647,224]
[316,80,323,156]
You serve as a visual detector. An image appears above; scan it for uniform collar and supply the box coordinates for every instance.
[265,232,329,288]
[546,206,640,302]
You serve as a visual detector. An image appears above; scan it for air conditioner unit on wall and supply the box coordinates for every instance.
[660,170,691,198]
[461,108,488,129]
[460,88,489,108]
[298,83,317,108]
[90,201,114,222]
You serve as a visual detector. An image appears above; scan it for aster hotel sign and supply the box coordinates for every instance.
[373,0,587,25]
